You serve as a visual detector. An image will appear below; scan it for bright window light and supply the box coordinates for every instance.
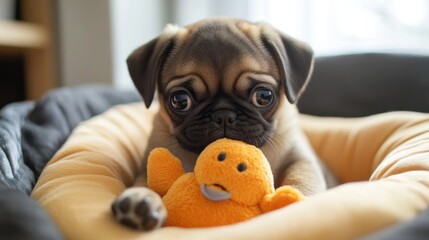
[249,0,429,55]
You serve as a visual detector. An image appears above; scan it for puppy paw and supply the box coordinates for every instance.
[111,187,167,231]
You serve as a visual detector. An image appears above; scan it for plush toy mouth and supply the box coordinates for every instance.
[200,184,231,202]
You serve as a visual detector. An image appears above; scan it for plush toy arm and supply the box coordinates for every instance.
[147,148,185,197]
[260,186,304,213]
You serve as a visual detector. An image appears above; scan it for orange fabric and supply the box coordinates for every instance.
[31,104,429,240]
[147,139,302,228]
[147,148,185,197]
[260,186,305,213]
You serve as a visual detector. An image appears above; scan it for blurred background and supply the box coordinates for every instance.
[1,0,429,108]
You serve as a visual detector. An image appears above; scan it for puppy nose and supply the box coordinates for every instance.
[212,110,236,126]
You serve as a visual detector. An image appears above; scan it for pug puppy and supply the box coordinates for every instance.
[111,17,329,231]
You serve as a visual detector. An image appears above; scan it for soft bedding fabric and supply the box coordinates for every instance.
[298,53,429,117]
[0,86,139,194]
[363,208,429,240]
[0,101,35,193]
[0,182,62,239]
[0,86,140,240]
[21,86,140,188]
[31,103,429,240]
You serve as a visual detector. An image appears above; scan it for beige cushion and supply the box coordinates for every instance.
[31,103,429,240]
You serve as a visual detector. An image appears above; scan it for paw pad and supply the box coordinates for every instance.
[112,188,166,231]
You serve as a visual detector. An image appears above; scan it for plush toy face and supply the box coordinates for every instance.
[194,138,274,206]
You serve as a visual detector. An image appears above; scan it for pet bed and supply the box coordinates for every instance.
[32,103,429,240]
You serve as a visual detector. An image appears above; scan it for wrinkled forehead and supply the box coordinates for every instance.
[160,23,279,94]
[180,23,260,64]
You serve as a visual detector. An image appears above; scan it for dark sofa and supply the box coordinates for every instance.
[1,53,428,239]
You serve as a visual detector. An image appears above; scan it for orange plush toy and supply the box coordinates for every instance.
[147,138,304,228]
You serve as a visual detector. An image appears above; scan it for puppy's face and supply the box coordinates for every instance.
[127,18,314,153]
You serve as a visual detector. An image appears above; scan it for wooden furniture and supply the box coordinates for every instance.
[0,0,56,100]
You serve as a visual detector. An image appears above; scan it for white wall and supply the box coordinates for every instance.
[170,0,251,26]
[57,0,113,86]
[110,0,168,89]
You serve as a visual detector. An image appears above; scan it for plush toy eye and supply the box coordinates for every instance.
[217,152,226,161]
[237,162,247,172]
[170,91,193,112]
[251,88,273,108]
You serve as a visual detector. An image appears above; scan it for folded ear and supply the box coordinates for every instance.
[261,26,314,104]
[127,34,175,108]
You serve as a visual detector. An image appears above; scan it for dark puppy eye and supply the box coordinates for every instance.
[251,88,273,108]
[170,91,193,111]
